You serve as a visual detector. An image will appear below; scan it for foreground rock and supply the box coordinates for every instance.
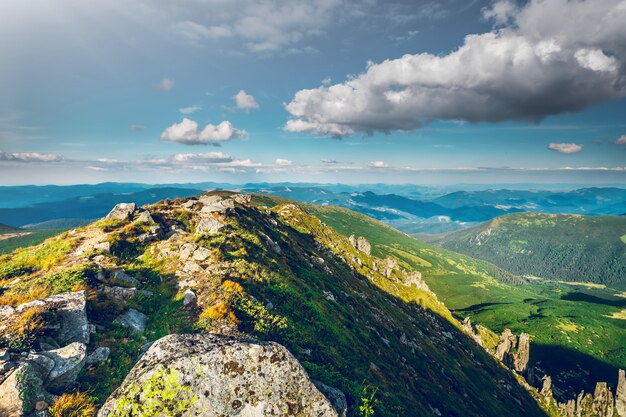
[98,333,339,417]
[105,203,136,220]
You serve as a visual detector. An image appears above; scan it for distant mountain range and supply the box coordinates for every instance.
[0,183,624,235]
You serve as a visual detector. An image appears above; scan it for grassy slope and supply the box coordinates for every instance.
[0,228,64,254]
[302,204,626,399]
[432,213,626,287]
[0,194,547,417]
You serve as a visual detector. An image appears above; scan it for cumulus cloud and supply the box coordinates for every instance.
[615,135,626,145]
[178,105,202,115]
[233,90,260,110]
[157,78,174,91]
[275,158,293,166]
[368,160,388,168]
[0,151,62,162]
[160,118,248,145]
[172,152,233,163]
[548,142,584,154]
[285,0,626,136]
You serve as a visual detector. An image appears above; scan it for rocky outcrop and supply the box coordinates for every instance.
[617,369,626,416]
[105,203,136,220]
[495,329,529,374]
[348,234,371,255]
[461,317,483,346]
[0,363,44,417]
[199,194,235,213]
[0,291,89,347]
[98,333,339,417]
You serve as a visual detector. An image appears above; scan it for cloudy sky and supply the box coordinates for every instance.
[1,0,625,185]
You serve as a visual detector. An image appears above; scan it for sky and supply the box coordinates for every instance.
[1,0,625,185]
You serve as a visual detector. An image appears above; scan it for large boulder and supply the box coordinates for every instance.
[114,309,147,334]
[0,291,89,347]
[40,342,87,393]
[105,203,136,220]
[617,369,626,417]
[98,334,338,417]
[199,195,235,213]
[196,217,226,235]
[0,363,44,417]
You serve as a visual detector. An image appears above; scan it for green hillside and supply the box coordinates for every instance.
[432,213,626,287]
[0,223,20,234]
[0,193,545,417]
[299,203,626,399]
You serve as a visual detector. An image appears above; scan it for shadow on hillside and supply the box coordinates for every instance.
[560,291,626,307]
[530,343,621,402]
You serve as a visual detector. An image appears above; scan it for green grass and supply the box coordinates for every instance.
[0,229,64,254]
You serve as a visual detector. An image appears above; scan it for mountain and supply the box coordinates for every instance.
[0,223,20,234]
[0,192,549,417]
[430,212,626,287]
[302,204,626,400]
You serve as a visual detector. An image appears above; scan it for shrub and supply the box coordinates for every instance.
[0,306,46,351]
[48,392,97,417]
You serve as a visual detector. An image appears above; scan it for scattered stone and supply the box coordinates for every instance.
[192,247,211,261]
[86,347,110,364]
[233,194,252,204]
[179,243,197,260]
[114,309,147,334]
[322,290,336,302]
[93,242,111,253]
[102,286,138,301]
[35,401,48,412]
[183,290,197,306]
[135,210,154,224]
[97,334,338,417]
[111,270,140,287]
[40,342,87,393]
[196,217,225,235]
[105,203,136,220]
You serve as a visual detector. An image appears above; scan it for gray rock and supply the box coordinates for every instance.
[114,309,147,333]
[40,342,87,393]
[356,236,371,255]
[514,333,530,374]
[0,363,43,417]
[14,291,89,345]
[98,334,338,417]
[102,286,137,301]
[183,290,197,306]
[26,353,56,381]
[135,210,154,224]
[93,242,111,253]
[199,195,235,213]
[314,381,348,417]
[196,217,225,235]
[593,382,614,417]
[192,246,211,261]
[617,369,626,417]
[86,347,110,364]
[111,270,140,287]
[105,202,136,220]
[0,349,9,361]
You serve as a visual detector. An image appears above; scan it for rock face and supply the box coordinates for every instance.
[617,369,626,417]
[348,234,371,255]
[40,342,87,393]
[98,334,338,417]
[199,195,235,213]
[0,291,89,347]
[196,217,226,235]
[105,203,136,220]
[495,329,529,374]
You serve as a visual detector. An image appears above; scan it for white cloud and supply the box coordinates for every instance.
[157,78,174,91]
[615,135,626,145]
[130,124,146,131]
[233,90,260,110]
[0,151,62,162]
[368,160,388,168]
[321,158,338,164]
[275,158,293,166]
[548,142,584,154]
[172,152,233,163]
[285,0,626,136]
[160,118,248,145]
[178,105,202,115]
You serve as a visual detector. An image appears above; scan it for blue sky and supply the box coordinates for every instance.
[1,0,625,185]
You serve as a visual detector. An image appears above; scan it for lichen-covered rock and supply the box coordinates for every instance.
[105,203,136,220]
[314,380,347,417]
[0,363,44,417]
[111,270,140,287]
[97,333,338,417]
[592,382,614,417]
[1,291,89,346]
[199,195,235,213]
[40,342,87,393]
[496,329,517,362]
[86,347,110,364]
